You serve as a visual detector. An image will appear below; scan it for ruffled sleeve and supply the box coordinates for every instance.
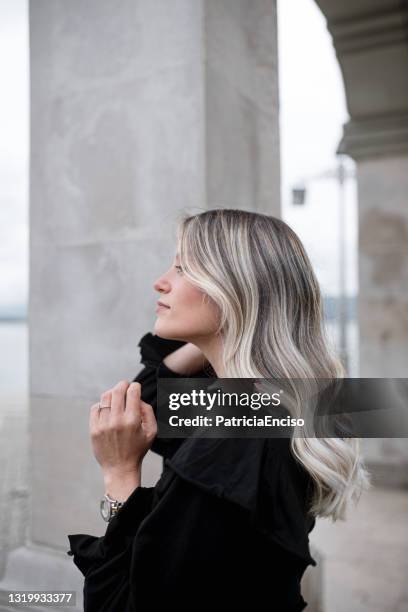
[67,332,316,609]
[68,451,315,610]
[66,334,212,585]
[133,331,213,387]
[67,485,155,577]
[67,437,316,609]
[131,340,317,568]
[132,332,213,460]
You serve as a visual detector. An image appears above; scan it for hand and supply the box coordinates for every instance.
[89,380,157,484]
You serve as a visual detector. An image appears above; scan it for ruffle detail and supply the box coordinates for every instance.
[137,332,186,368]
[137,332,215,377]
[137,332,316,567]
[135,332,215,460]
[165,436,317,567]
[67,534,105,577]
[67,486,155,577]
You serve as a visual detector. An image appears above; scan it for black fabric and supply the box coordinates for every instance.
[135,332,213,461]
[67,332,317,611]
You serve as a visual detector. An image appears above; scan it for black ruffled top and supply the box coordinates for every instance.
[67,332,317,611]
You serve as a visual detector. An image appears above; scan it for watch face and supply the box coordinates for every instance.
[100,498,110,521]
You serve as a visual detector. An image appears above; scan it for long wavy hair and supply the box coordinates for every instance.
[175,207,370,521]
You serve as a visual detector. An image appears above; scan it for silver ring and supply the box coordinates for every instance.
[98,402,111,411]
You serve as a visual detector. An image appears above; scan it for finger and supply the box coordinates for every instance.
[100,389,112,407]
[125,382,142,419]
[140,401,157,439]
[98,390,113,421]
[110,379,130,416]
[89,402,102,432]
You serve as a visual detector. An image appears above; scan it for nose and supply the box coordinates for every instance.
[153,272,171,294]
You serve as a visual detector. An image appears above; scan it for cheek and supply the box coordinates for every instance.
[180,283,209,310]
[183,285,206,308]
[178,285,220,328]
[188,289,219,324]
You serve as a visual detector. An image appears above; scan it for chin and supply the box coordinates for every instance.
[154,321,180,341]
[153,321,191,343]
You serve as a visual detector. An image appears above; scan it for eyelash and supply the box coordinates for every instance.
[174,265,183,274]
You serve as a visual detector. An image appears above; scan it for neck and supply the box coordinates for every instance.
[192,334,226,378]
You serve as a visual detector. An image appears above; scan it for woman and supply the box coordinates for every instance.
[67,209,370,611]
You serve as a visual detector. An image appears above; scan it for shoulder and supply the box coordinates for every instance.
[164,437,267,511]
[163,436,317,566]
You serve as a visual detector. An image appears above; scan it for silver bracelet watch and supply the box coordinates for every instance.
[100,493,125,522]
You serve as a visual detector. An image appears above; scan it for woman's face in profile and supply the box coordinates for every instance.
[153,252,219,342]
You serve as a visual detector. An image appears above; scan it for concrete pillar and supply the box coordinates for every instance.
[0,0,280,606]
[355,154,408,487]
[314,0,408,485]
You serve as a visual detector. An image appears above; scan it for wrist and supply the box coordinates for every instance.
[103,467,142,501]
[163,343,208,375]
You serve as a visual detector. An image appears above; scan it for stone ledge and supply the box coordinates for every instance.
[338,113,408,160]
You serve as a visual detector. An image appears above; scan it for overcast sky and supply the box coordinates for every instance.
[278,0,357,298]
[0,0,357,309]
[0,0,28,308]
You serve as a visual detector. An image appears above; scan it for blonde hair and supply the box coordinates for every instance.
[176,207,371,521]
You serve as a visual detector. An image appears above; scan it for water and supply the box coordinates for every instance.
[0,321,28,396]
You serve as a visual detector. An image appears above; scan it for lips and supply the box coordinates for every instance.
[157,301,170,309]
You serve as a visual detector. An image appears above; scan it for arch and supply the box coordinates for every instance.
[314,0,408,159]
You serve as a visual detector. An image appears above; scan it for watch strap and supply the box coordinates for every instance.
[101,493,125,522]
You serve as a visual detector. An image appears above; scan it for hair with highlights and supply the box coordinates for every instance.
[176,208,370,521]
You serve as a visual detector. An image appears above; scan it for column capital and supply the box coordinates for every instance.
[338,112,408,160]
[315,0,408,160]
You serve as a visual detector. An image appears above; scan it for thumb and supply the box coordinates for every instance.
[140,401,157,439]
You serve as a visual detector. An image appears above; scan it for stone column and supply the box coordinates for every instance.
[0,0,280,607]
[315,0,408,485]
